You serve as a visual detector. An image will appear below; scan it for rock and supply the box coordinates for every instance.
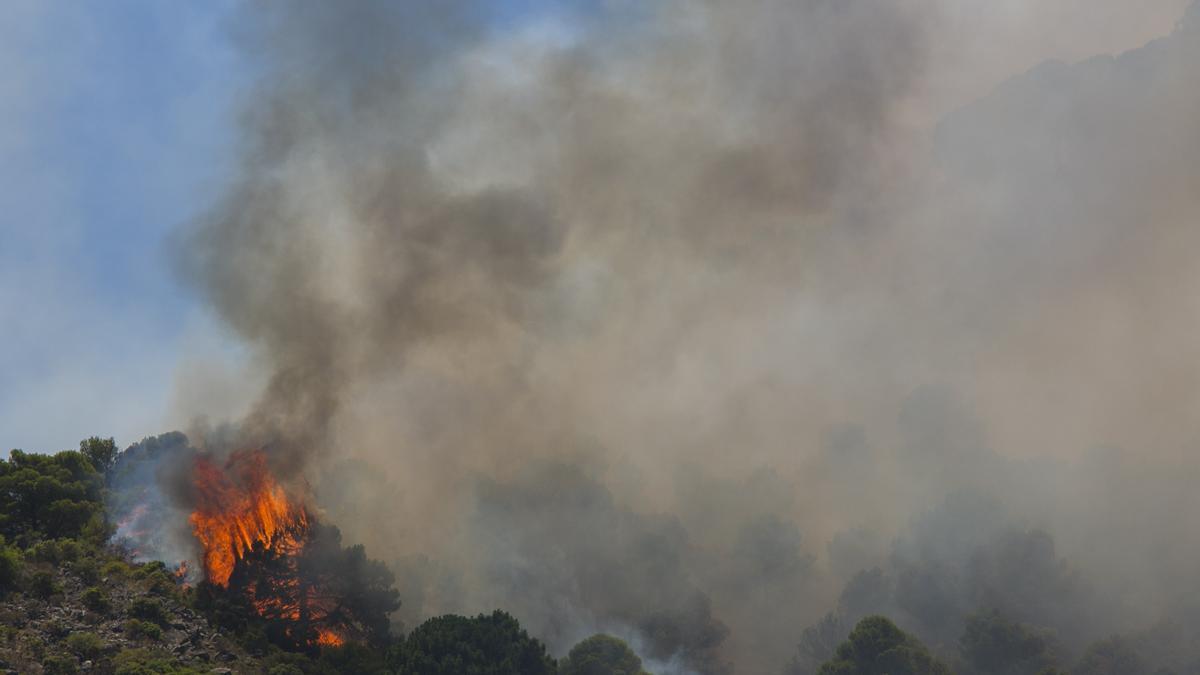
[81,661,93,671]
[210,669,232,674]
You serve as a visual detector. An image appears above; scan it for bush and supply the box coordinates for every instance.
[133,560,169,580]
[317,643,390,673]
[125,618,163,641]
[67,631,106,659]
[133,560,178,596]
[28,570,61,599]
[83,586,111,613]
[129,597,170,626]
[42,655,78,675]
[0,539,21,591]
[113,648,207,675]
[71,556,101,585]
[102,559,132,579]
[29,538,82,564]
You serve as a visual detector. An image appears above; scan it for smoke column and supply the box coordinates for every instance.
[170,1,1200,672]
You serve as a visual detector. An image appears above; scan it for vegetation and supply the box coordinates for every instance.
[958,610,1059,675]
[559,634,650,675]
[817,615,950,675]
[0,436,1189,674]
[0,449,106,546]
[387,610,557,675]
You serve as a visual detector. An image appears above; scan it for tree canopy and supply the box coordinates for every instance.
[818,615,950,675]
[388,610,556,675]
[559,633,650,675]
[0,449,105,545]
[959,610,1059,675]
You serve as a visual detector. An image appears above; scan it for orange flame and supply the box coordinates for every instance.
[187,449,310,587]
[316,630,345,648]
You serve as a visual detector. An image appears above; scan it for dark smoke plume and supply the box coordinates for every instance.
[166,1,1200,672]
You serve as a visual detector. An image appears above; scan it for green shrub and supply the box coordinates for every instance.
[124,618,163,641]
[129,597,170,626]
[83,586,111,613]
[71,556,101,584]
[29,538,82,564]
[28,569,61,599]
[102,559,132,579]
[133,560,168,580]
[42,655,79,675]
[66,631,106,659]
[113,647,208,675]
[132,561,178,595]
[0,539,21,591]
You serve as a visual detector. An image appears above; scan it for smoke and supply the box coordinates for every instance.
[164,0,1200,672]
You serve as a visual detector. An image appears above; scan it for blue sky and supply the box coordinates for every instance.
[0,1,245,452]
[0,0,582,454]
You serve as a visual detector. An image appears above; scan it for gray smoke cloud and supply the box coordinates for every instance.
[169,1,1200,672]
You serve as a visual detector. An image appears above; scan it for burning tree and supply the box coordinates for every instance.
[188,449,399,651]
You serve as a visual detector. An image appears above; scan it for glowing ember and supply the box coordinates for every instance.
[187,449,310,587]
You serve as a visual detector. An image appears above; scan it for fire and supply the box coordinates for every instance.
[186,448,356,650]
[187,449,310,587]
[316,630,345,648]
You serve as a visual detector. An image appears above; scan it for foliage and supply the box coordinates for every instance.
[113,648,208,675]
[72,555,102,584]
[959,610,1059,675]
[103,559,133,578]
[83,585,111,613]
[817,615,951,675]
[134,560,180,596]
[388,610,557,675]
[29,538,83,564]
[559,633,649,675]
[66,630,107,659]
[0,449,104,544]
[80,436,119,473]
[42,655,79,675]
[0,536,22,592]
[224,522,400,651]
[29,569,62,599]
[316,642,392,674]
[125,618,164,641]
[129,597,170,626]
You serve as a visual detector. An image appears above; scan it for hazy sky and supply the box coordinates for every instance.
[0,0,1189,454]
